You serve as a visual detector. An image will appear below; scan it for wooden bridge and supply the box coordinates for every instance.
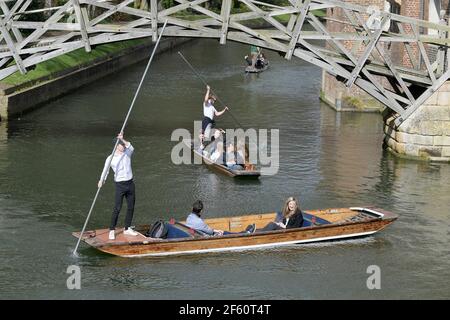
[1,0,450,125]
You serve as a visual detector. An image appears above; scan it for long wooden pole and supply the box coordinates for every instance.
[177,51,244,128]
[73,19,168,256]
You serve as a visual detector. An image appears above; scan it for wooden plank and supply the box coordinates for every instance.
[395,69,450,126]
[220,0,232,44]
[308,12,405,113]
[351,11,416,104]
[159,0,208,17]
[72,0,91,52]
[447,18,450,72]
[0,0,25,43]
[240,0,289,35]
[150,0,158,42]
[17,1,72,50]
[418,40,437,83]
[436,16,446,77]
[285,0,310,60]
[0,17,26,74]
[174,0,222,21]
[0,0,33,45]
[88,0,134,27]
[228,20,287,51]
[82,0,152,20]
[346,16,389,87]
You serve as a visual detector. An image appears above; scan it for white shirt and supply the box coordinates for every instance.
[100,144,134,182]
[203,101,217,120]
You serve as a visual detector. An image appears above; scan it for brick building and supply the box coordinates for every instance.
[321,0,450,112]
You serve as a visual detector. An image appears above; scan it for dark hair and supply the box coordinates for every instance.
[192,200,203,214]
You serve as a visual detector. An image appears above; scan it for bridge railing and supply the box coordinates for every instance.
[1,0,450,124]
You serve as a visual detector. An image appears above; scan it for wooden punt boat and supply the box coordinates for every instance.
[184,139,261,178]
[72,207,397,258]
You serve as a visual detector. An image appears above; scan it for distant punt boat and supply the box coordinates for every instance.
[184,139,261,178]
[72,207,397,258]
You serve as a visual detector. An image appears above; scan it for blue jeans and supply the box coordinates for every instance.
[228,164,244,170]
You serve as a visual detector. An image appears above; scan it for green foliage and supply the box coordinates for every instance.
[161,0,175,9]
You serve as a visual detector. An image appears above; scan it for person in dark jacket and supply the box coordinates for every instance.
[257,197,304,232]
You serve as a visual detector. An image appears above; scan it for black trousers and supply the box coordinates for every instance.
[201,116,215,134]
[110,179,135,230]
[260,222,283,232]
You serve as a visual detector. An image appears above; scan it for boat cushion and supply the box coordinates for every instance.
[302,212,331,225]
[166,224,193,239]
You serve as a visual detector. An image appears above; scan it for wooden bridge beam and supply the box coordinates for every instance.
[1,0,450,125]
[220,0,232,44]
[285,0,310,60]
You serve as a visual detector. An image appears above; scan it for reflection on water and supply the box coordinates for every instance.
[0,39,449,299]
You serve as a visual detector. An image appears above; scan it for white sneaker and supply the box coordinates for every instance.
[109,230,115,240]
[124,228,138,236]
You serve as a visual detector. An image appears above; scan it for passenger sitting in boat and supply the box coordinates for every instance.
[252,197,304,232]
[236,139,249,166]
[255,57,264,69]
[207,129,223,153]
[225,143,244,170]
[186,200,255,236]
[210,141,224,164]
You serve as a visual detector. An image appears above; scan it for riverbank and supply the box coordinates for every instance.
[0,37,191,121]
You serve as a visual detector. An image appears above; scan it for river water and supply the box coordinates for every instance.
[0,39,449,299]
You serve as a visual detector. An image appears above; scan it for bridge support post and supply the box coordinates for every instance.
[220,0,232,45]
[384,81,450,162]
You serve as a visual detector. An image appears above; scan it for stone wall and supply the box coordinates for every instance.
[384,81,450,161]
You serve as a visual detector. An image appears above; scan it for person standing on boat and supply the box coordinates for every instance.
[245,45,260,67]
[98,132,138,240]
[201,85,228,150]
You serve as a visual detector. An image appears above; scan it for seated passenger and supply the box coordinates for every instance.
[210,141,224,164]
[252,197,304,232]
[225,143,244,170]
[236,140,247,165]
[186,200,255,236]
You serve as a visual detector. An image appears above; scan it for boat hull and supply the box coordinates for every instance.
[73,207,397,258]
[186,139,261,178]
[245,62,269,73]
